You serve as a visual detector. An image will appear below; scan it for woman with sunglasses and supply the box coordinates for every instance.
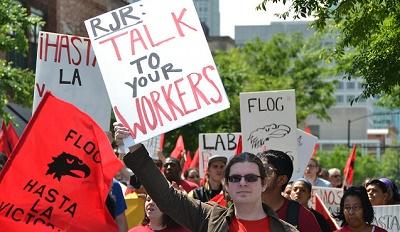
[115,122,297,232]
[333,186,387,232]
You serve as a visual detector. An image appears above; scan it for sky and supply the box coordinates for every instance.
[219,0,292,38]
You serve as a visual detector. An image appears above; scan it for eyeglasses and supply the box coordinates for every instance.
[344,205,362,213]
[331,175,341,178]
[228,174,262,183]
[306,164,317,168]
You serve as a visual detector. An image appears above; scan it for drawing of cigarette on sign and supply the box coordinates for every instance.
[248,123,291,149]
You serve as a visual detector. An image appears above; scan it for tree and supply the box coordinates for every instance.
[257,0,400,99]
[164,33,336,153]
[0,0,43,122]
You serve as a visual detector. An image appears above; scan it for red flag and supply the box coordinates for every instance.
[311,143,319,158]
[0,121,12,156]
[0,121,19,157]
[6,121,19,150]
[210,193,227,207]
[0,93,123,231]
[235,135,242,155]
[170,135,185,159]
[182,150,192,173]
[343,144,357,187]
[190,148,199,169]
[314,193,340,231]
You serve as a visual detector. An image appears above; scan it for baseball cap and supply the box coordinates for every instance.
[208,154,227,166]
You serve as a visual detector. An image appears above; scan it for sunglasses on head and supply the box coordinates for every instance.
[227,174,262,183]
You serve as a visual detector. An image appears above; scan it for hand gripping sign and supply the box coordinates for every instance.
[84,0,229,144]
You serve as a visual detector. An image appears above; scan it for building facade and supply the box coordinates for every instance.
[193,0,220,36]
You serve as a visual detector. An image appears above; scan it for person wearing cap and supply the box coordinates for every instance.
[257,150,321,232]
[365,178,393,206]
[163,157,198,193]
[189,154,227,202]
[290,179,331,232]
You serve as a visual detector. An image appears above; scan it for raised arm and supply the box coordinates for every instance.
[122,143,212,231]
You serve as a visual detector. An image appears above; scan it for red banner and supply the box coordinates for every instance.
[170,135,185,159]
[343,145,357,187]
[0,121,19,157]
[0,92,123,231]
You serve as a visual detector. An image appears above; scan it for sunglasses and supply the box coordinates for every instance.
[227,174,262,183]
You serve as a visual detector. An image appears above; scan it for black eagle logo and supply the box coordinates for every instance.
[248,123,291,149]
[46,152,91,181]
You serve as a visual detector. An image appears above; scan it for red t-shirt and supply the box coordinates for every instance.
[335,225,388,232]
[277,198,321,232]
[228,216,270,232]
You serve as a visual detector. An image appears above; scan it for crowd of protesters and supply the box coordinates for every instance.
[105,123,400,232]
[4,122,398,232]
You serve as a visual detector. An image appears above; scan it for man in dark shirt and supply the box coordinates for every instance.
[257,150,321,232]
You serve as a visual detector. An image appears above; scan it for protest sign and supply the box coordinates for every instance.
[373,205,400,232]
[292,129,318,180]
[33,31,111,130]
[198,132,241,177]
[311,186,343,218]
[141,135,162,160]
[84,0,230,143]
[240,90,297,157]
[0,93,123,231]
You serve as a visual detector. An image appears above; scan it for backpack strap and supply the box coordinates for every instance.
[286,200,300,228]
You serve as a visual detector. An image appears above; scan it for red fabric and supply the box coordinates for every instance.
[235,135,242,155]
[314,193,340,231]
[0,121,11,156]
[170,135,185,159]
[6,122,19,151]
[189,148,199,169]
[343,145,357,187]
[159,133,165,152]
[304,127,311,134]
[182,150,192,173]
[209,193,227,207]
[0,92,123,231]
[334,225,387,232]
[312,143,319,158]
[176,179,198,193]
[129,224,188,232]
[0,121,19,157]
[277,198,321,232]
[228,216,270,232]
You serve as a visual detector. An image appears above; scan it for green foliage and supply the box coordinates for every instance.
[0,0,43,121]
[164,33,336,153]
[317,146,400,186]
[258,0,400,99]
[376,85,400,109]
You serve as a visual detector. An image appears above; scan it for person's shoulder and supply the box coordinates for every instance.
[373,225,388,232]
[128,225,148,232]
[317,178,332,187]
[277,218,300,232]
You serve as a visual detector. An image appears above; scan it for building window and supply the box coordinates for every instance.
[336,95,344,103]
[346,81,355,89]
[346,95,355,103]
[336,81,344,90]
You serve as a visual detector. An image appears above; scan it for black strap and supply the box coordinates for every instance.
[286,200,300,228]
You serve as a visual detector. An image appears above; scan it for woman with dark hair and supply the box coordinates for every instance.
[129,195,188,232]
[333,186,387,232]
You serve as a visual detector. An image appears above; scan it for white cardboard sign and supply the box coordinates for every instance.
[142,135,162,160]
[240,90,297,157]
[33,31,111,130]
[293,129,318,180]
[373,205,400,232]
[84,0,229,143]
[198,132,241,177]
[311,186,343,218]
